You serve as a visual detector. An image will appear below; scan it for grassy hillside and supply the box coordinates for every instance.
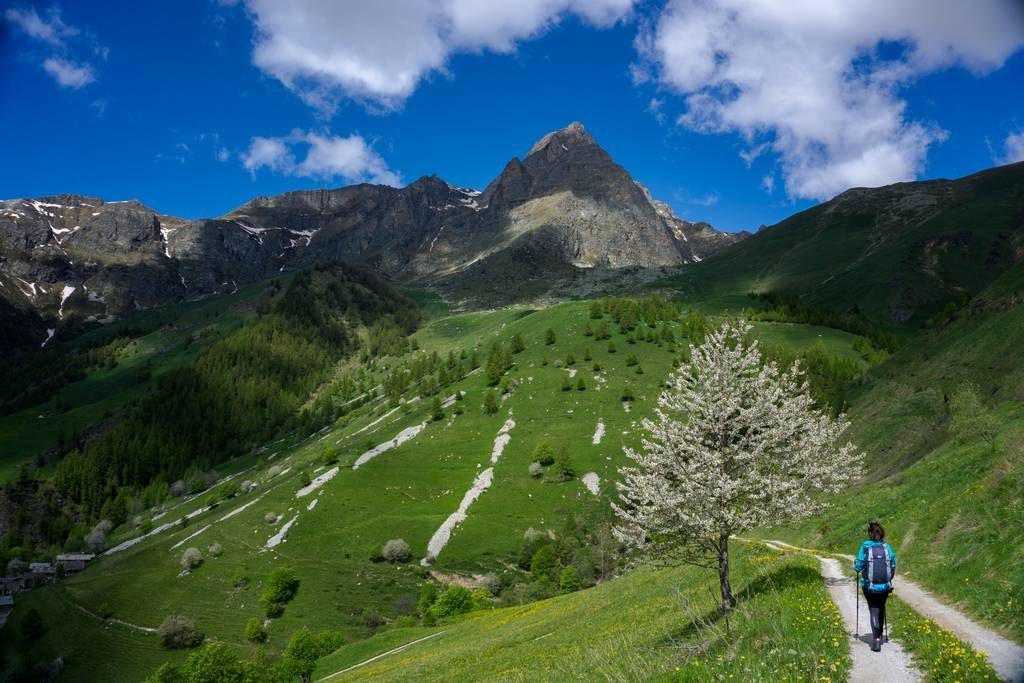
[314,546,850,682]
[0,297,871,680]
[768,262,1024,641]
[665,161,1024,327]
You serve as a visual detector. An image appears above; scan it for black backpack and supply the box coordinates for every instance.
[865,544,892,590]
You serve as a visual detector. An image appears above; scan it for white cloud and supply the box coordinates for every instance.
[761,174,775,194]
[242,130,402,186]
[5,4,105,89]
[4,6,76,47]
[636,0,1024,200]
[994,130,1024,165]
[216,147,231,162]
[240,0,635,112]
[42,57,95,88]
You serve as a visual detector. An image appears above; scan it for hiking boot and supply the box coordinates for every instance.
[871,638,881,652]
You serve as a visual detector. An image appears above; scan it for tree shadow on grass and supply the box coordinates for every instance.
[658,563,821,647]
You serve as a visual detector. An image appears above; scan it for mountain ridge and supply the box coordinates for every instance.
[0,123,741,349]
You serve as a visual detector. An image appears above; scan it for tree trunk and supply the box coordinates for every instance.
[718,531,734,610]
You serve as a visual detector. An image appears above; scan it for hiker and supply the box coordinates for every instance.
[854,521,897,652]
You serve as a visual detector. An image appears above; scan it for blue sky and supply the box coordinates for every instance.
[2,1,1023,233]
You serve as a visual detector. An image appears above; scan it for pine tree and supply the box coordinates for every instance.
[613,320,860,610]
[482,391,498,415]
[544,328,556,345]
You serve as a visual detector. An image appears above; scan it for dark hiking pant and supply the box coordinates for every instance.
[863,588,889,639]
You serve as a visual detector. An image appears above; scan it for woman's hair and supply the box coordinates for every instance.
[868,521,885,541]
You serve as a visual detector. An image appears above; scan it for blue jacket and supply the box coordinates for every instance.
[854,540,896,591]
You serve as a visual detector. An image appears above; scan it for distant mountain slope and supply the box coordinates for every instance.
[0,123,740,348]
[675,161,1024,326]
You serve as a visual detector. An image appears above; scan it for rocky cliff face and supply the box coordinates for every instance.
[0,122,743,348]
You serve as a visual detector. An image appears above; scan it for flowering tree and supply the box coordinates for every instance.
[613,319,861,609]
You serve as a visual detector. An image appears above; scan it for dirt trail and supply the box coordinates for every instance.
[767,540,1024,682]
[318,631,446,680]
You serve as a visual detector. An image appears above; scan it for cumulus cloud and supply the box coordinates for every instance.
[241,130,402,186]
[636,0,1024,200]
[994,131,1024,165]
[239,0,635,112]
[42,57,95,88]
[5,5,106,89]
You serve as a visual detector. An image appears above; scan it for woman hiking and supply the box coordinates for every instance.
[854,521,897,652]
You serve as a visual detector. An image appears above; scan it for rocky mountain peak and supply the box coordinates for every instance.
[526,121,596,157]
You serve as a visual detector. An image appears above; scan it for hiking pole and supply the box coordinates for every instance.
[855,571,859,638]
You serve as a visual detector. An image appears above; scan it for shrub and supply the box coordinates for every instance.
[530,545,559,583]
[430,585,474,619]
[207,543,222,558]
[592,362,601,372]
[480,573,502,596]
[583,322,593,337]
[559,566,581,593]
[635,365,644,375]
[584,347,592,361]
[321,446,339,466]
[544,328,556,345]
[482,390,498,415]
[471,587,494,610]
[180,547,202,572]
[261,566,299,617]
[607,341,616,353]
[560,376,572,392]
[528,461,543,478]
[576,377,586,391]
[565,353,575,366]
[552,449,575,481]
[264,512,278,524]
[625,353,638,366]
[267,465,282,479]
[431,397,444,421]
[158,614,203,649]
[510,334,525,353]
[231,572,250,589]
[532,442,556,466]
[417,582,439,617]
[621,384,635,402]
[519,527,547,568]
[244,616,266,643]
[382,538,412,563]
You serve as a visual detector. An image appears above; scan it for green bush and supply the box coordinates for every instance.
[158,614,203,649]
[532,442,556,466]
[544,329,556,345]
[243,616,266,643]
[530,545,559,583]
[559,566,581,593]
[576,377,586,391]
[431,585,475,620]
[482,390,498,415]
[625,353,638,366]
[260,566,299,617]
[560,376,572,391]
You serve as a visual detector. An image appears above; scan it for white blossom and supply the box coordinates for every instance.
[613,319,861,607]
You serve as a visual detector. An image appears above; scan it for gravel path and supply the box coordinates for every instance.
[767,540,1024,682]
